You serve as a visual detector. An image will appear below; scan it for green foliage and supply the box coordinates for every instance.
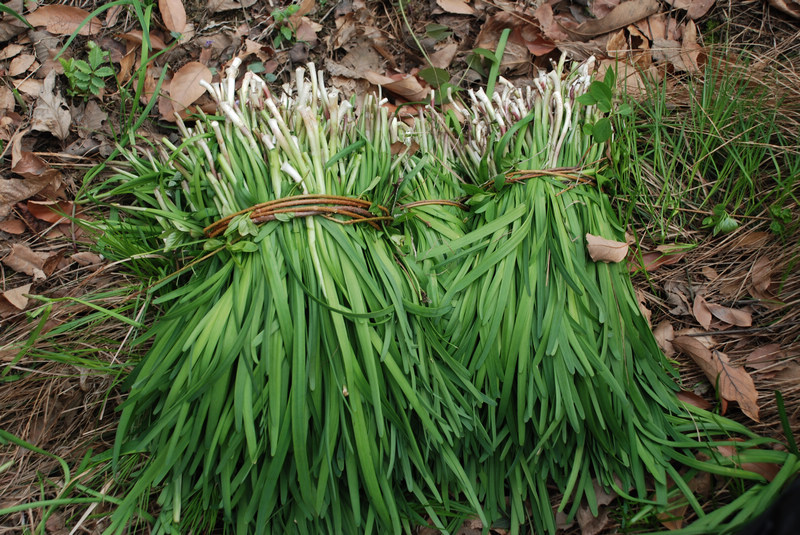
[577,67,633,144]
[60,41,115,99]
[271,4,300,48]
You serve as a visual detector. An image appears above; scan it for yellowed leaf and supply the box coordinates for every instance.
[170,62,212,115]
[436,0,474,15]
[26,5,102,36]
[363,71,429,101]
[672,336,759,422]
[586,233,628,263]
[159,0,187,34]
[1,283,32,310]
[692,294,712,330]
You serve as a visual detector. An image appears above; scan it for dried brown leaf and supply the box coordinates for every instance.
[749,257,773,300]
[14,78,43,97]
[0,43,24,60]
[663,0,715,19]
[746,344,785,370]
[692,295,712,330]
[654,320,675,357]
[27,200,74,224]
[31,71,70,140]
[119,30,168,51]
[159,0,187,34]
[206,0,257,12]
[170,61,212,115]
[769,0,800,18]
[705,303,752,327]
[577,506,611,535]
[676,390,712,410]
[586,233,628,263]
[437,0,474,15]
[2,243,49,281]
[0,219,26,234]
[71,251,104,267]
[430,42,459,69]
[534,3,571,41]
[2,146,61,219]
[569,0,660,40]
[672,336,759,422]
[0,86,14,113]
[364,71,429,101]
[25,5,101,36]
[8,53,35,76]
[1,283,32,310]
[718,443,780,481]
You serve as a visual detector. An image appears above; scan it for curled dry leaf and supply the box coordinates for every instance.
[31,71,71,140]
[2,151,62,220]
[436,0,474,15]
[768,0,800,18]
[1,283,32,310]
[2,243,50,281]
[692,294,712,330]
[170,61,212,115]
[749,257,773,300]
[672,336,759,422]
[25,5,101,36]
[586,233,628,263]
[363,71,429,101]
[159,0,187,34]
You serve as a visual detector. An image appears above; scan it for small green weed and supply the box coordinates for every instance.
[271,4,299,48]
[60,41,115,99]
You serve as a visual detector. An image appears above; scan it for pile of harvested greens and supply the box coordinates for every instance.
[95,57,799,534]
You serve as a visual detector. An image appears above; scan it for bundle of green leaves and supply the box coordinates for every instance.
[96,57,799,535]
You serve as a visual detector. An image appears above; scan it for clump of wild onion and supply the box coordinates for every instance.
[102,59,485,534]
[96,57,800,535]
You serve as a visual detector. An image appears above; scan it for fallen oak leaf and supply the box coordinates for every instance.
[25,5,101,36]
[586,233,628,263]
[672,336,759,422]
